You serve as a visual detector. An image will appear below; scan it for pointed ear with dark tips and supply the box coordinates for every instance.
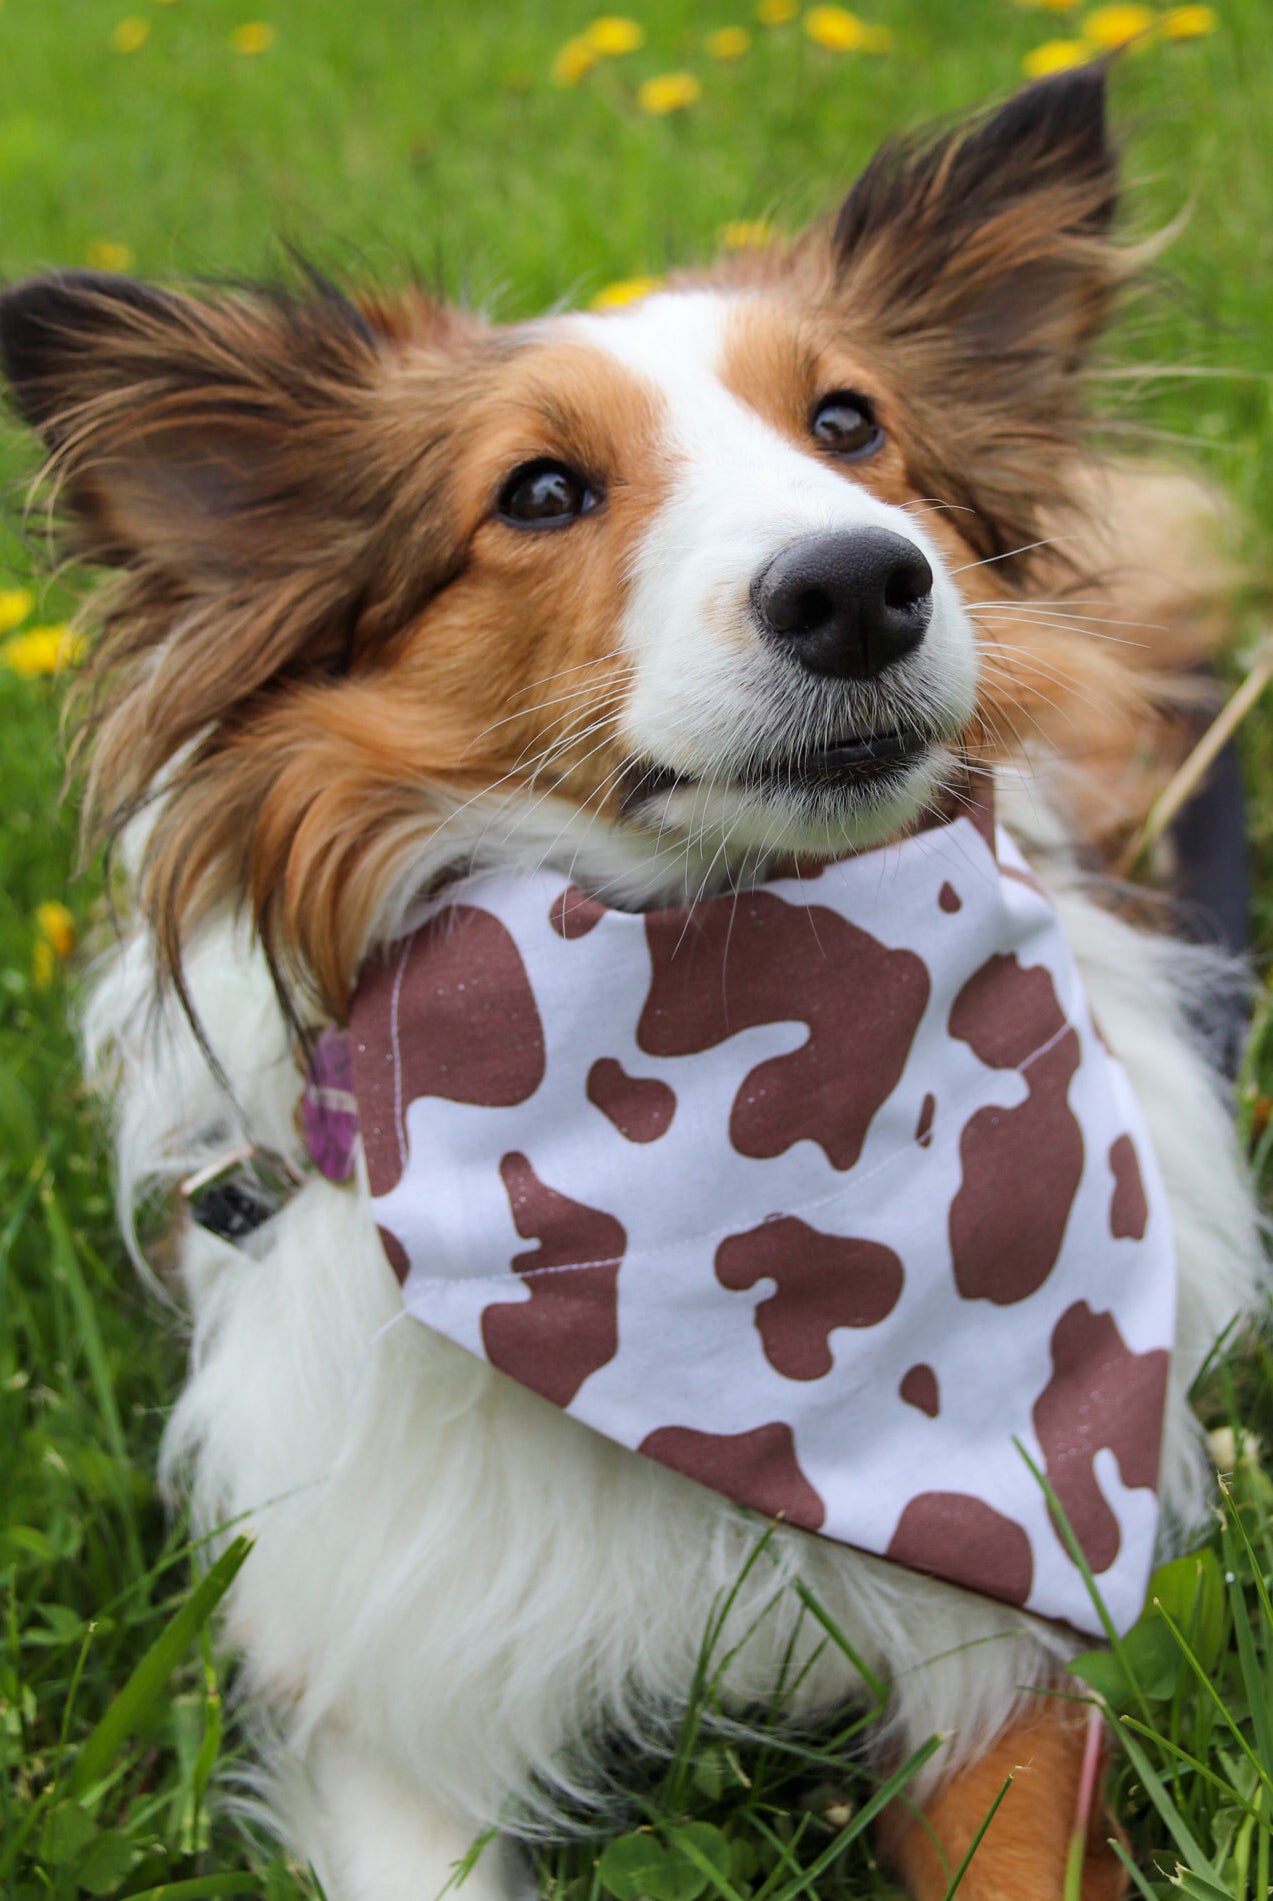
[0,266,489,836]
[0,268,401,574]
[835,64,1117,273]
[0,270,183,438]
[827,66,1130,566]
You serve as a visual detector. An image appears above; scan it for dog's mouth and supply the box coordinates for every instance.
[620,727,933,813]
[745,727,930,791]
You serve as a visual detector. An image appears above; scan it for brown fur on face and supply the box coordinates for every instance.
[691,63,1131,574]
[0,65,1232,1020]
[701,66,1223,844]
[0,275,677,1010]
[175,340,674,1015]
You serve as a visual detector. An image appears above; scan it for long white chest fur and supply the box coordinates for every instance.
[87,790,1264,1901]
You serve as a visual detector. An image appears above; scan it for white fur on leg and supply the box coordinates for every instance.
[285,1727,530,1901]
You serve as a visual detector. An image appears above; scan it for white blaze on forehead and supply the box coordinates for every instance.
[569,290,887,533]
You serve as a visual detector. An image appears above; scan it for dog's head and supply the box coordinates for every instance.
[1,66,1133,1015]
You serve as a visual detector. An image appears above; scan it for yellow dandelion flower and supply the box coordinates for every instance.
[0,625,86,679]
[1081,3,1154,45]
[803,7,889,52]
[36,902,76,962]
[1159,4,1217,36]
[85,240,133,273]
[230,21,275,53]
[637,71,702,114]
[112,16,150,51]
[804,6,862,49]
[706,26,751,58]
[584,15,645,55]
[590,276,664,309]
[33,939,55,989]
[756,0,798,22]
[1022,36,1092,74]
[721,218,777,249]
[0,587,33,634]
[552,36,598,83]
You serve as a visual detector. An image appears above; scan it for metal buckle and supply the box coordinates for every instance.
[180,1146,306,1254]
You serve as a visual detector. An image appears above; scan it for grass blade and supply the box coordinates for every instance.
[1014,1441,1155,1728]
[1118,1716,1262,1819]
[43,1184,129,1470]
[943,1773,1013,1899]
[765,1734,942,1901]
[1109,1834,1159,1901]
[72,1536,252,1796]
[791,1578,887,1706]
[1153,1597,1273,1803]
[1114,1713,1217,1879]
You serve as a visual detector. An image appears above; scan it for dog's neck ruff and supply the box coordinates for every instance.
[347,795,1174,1637]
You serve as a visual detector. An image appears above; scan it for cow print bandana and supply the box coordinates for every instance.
[346,791,1174,1637]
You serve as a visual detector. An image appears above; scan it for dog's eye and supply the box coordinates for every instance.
[498,459,599,528]
[811,392,884,461]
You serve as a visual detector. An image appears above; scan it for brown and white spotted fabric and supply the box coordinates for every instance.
[349,797,1174,1637]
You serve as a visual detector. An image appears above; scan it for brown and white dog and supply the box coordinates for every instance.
[2,64,1263,1901]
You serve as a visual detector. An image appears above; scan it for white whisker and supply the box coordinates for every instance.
[949,536,1070,576]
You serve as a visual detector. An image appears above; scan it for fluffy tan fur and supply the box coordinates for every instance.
[885,1701,1127,1901]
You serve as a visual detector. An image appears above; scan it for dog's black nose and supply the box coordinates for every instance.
[752,528,934,680]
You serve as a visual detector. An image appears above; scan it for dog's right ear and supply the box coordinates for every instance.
[0,269,486,856]
[1,272,217,429]
[0,268,405,579]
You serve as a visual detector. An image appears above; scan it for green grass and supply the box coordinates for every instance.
[1,0,1272,1896]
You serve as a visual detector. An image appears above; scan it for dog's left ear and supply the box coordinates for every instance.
[832,65,1126,561]
[836,64,1118,349]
